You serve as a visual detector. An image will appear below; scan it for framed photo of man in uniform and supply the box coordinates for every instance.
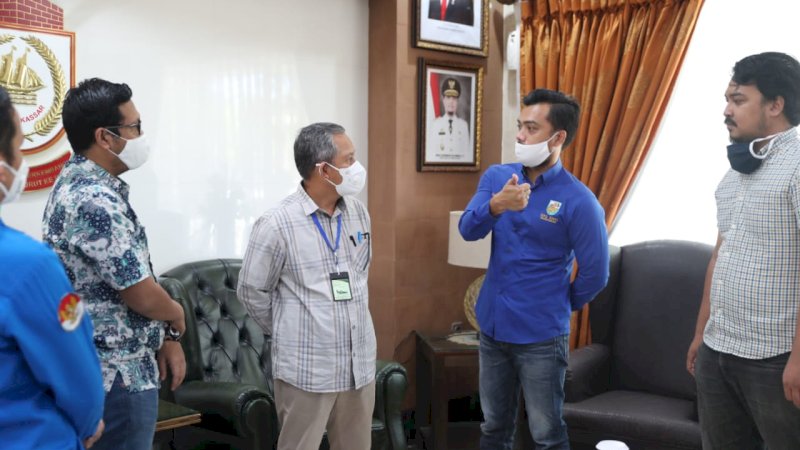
[417,58,483,172]
[415,0,489,56]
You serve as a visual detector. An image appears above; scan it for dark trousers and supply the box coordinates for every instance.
[695,343,800,450]
[478,333,569,450]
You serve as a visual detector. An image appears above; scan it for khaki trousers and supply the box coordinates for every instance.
[274,379,376,450]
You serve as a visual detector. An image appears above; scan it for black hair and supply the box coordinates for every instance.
[732,52,800,126]
[62,78,133,153]
[294,122,346,180]
[522,89,580,147]
[0,86,16,164]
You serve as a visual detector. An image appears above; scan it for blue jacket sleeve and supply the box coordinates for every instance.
[459,167,499,241]
[10,250,104,440]
[567,195,610,310]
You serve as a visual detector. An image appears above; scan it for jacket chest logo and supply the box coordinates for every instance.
[540,200,562,224]
[546,200,562,215]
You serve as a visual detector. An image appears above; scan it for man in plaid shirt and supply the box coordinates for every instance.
[687,52,800,449]
[238,123,375,450]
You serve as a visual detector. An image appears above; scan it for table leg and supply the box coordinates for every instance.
[416,337,432,429]
[431,356,448,450]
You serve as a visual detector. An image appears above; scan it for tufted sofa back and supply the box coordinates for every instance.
[159,259,272,394]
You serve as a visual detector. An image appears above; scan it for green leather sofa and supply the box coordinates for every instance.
[158,258,408,450]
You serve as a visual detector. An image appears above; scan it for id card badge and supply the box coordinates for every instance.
[330,272,353,301]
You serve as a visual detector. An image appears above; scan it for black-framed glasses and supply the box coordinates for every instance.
[104,120,142,136]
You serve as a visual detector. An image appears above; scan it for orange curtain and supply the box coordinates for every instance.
[519,0,704,349]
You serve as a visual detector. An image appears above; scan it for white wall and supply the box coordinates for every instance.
[3,0,369,274]
[610,0,800,246]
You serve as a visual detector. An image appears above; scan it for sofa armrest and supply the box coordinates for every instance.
[565,343,611,403]
[374,359,409,450]
[173,380,277,440]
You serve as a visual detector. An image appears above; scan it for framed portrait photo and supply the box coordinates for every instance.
[415,0,489,57]
[417,58,483,172]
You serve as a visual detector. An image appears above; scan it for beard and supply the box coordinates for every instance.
[726,111,769,144]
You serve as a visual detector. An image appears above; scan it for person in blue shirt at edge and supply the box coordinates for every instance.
[0,85,105,448]
[459,88,609,450]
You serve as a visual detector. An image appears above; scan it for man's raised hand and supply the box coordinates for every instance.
[490,174,531,216]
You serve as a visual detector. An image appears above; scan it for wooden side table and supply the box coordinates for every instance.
[153,399,201,449]
[416,331,480,450]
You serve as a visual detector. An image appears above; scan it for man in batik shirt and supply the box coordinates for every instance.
[42,78,186,450]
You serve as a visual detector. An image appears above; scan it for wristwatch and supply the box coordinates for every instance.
[164,323,183,342]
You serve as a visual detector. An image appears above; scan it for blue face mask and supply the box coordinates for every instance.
[726,133,778,174]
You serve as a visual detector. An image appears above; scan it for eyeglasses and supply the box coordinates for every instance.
[104,120,142,136]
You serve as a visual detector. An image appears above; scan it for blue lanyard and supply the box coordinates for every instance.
[311,212,342,272]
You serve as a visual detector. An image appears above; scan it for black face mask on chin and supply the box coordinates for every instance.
[726,134,777,174]
[727,142,762,174]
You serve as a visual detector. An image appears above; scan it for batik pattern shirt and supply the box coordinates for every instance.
[42,154,163,393]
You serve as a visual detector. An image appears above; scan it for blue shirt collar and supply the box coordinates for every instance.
[517,159,564,186]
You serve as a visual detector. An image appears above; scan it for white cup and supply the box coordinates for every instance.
[596,440,629,450]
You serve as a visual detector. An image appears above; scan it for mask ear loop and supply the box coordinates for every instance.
[544,132,561,154]
[0,161,17,195]
[316,162,331,178]
[547,130,565,150]
[749,133,779,160]
[0,160,17,177]
[0,162,12,197]
[317,162,341,186]
[101,129,122,155]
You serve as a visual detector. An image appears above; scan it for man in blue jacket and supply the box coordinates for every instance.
[0,85,105,448]
[460,89,609,450]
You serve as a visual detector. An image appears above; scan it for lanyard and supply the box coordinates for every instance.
[311,212,342,272]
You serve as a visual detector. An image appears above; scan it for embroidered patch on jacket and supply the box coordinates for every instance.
[546,200,562,216]
[58,293,85,332]
[540,213,559,224]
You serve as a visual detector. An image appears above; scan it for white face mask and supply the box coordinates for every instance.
[0,158,29,204]
[515,134,557,167]
[318,161,367,196]
[106,131,150,170]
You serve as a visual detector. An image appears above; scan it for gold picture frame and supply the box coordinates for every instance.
[417,58,483,172]
[415,0,489,57]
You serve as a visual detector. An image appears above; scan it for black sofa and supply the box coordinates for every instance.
[563,240,712,450]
